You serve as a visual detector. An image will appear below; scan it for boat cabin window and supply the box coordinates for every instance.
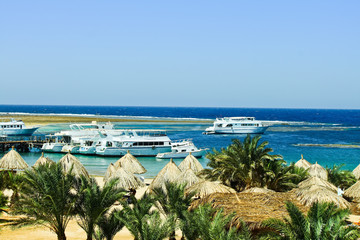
[181,149,186,152]
[106,142,112,147]
[226,124,233,127]
[217,124,222,127]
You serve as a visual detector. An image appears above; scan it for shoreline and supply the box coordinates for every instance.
[0,114,212,127]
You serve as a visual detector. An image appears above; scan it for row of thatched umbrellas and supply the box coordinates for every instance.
[293,154,358,209]
[0,148,234,198]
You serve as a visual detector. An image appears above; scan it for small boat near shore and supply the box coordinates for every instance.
[156,139,208,159]
[204,117,268,134]
[0,118,39,136]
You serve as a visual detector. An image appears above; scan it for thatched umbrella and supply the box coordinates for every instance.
[344,181,360,201]
[352,164,360,179]
[298,176,337,192]
[178,153,204,173]
[190,191,308,230]
[308,162,328,180]
[104,163,116,182]
[294,185,350,209]
[148,159,182,192]
[175,167,201,188]
[185,180,236,198]
[0,146,29,171]
[106,167,145,190]
[33,152,55,167]
[59,152,90,179]
[295,154,311,169]
[114,151,146,174]
[242,187,275,193]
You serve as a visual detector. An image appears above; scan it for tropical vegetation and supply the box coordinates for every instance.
[13,163,77,240]
[262,201,360,240]
[326,164,356,189]
[201,135,307,191]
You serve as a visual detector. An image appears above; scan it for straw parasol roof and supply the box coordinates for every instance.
[295,154,311,169]
[174,167,201,188]
[114,151,146,174]
[0,146,29,170]
[148,159,182,192]
[242,187,275,193]
[293,185,350,209]
[104,163,116,182]
[352,164,360,179]
[59,152,90,179]
[307,162,328,180]
[344,181,360,201]
[178,153,204,173]
[185,180,236,198]
[298,176,337,192]
[33,152,55,167]
[106,167,145,190]
[190,192,308,230]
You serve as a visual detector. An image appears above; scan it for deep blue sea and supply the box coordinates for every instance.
[1,105,360,177]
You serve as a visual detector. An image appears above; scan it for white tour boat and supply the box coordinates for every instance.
[95,135,123,156]
[117,130,172,156]
[156,139,208,159]
[41,135,66,153]
[0,118,39,136]
[204,117,268,134]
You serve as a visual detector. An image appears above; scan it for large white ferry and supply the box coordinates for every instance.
[204,117,268,134]
[0,118,39,136]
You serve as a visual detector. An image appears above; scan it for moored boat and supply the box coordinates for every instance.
[156,139,208,159]
[0,118,39,136]
[204,117,268,134]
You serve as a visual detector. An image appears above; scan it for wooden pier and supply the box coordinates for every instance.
[0,138,46,153]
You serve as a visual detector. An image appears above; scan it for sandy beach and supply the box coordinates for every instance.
[0,114,211,127]
[0,177,153,240]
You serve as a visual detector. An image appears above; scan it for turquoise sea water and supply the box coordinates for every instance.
[1,105,360,177]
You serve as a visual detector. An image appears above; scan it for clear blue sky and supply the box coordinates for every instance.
[1,1,359,109]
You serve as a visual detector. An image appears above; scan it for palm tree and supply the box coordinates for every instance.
[262,201,360,240]
[119,193,166,240]
[182,204,252,240]
[152,182,196,240]
[135,211,175,240]
[75,176,125,240]
[201,135,283,191]
[0,191,8,214]
[14,162,77,240]
[264,162,308,192]
[94,209,125,240]
[327,164,356,189]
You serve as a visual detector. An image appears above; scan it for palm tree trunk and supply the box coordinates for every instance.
[56,230,66,240]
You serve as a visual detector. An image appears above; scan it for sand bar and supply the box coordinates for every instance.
[0,114,211,127]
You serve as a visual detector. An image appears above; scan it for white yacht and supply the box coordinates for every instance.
[95,135,123,156]
[78,138,99,155]
[0,118,39,136]
[156,139,208,159]
[118,130,172,156]
[53,122,116,154]
[41,135,66,153]
[204,117,268,134]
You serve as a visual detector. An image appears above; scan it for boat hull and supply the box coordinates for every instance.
[41,143,65,153]
[205,126,268,134]
[120,146,172,157]
[96,147,123,156]
[1,127,39,136]
[156,149,206,159]
[79,146,96,155]
[61,145,80,154]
